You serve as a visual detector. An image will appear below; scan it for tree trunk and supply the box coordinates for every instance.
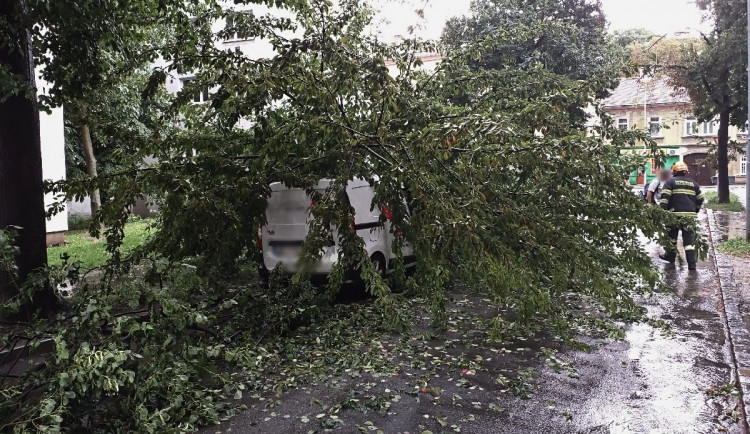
[79,107,101,218]
[717,109,731,203]
[0,0,58,318]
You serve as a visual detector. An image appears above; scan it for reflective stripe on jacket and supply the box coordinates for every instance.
[660,175,704,215]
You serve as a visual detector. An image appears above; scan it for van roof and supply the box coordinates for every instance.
[269,178,376,192]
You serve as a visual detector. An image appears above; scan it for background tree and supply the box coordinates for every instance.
[63,66,172,183]
[670,0,747,203]
[33,2,168,218]
[611,28,656,49]
[441,0,619,100]
[628,35,698,75]
[0,0,184,314]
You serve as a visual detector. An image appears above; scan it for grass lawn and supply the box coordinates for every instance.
[705,191,745,212]
[718,237,750,258]
[48,219,152,269]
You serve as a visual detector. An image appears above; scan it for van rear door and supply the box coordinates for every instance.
[262,183,314,272]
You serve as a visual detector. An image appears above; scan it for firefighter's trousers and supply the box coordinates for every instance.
[663,223,696,265]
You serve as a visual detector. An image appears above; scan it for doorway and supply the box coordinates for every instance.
[683,153,713,186]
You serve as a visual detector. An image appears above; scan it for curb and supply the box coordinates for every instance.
[706,209,750,432]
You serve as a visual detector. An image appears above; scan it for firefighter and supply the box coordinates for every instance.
[659,162,705,270]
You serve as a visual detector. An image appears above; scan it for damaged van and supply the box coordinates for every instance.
[259,179,415,282]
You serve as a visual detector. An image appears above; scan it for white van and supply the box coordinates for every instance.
[259,179,415,282]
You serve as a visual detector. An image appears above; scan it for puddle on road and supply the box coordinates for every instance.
[715,211,746,241]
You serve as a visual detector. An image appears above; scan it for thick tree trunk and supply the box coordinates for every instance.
[0,0,58,317]
[717,109,731,204]
[78,107,101,218]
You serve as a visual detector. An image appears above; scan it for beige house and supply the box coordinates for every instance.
[603,77,746,186]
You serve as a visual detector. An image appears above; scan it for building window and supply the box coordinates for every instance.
[182,78,209,103]
[742,155,747,176]
[617,118,628,130]
[701,120,716,136]
[224,13,255,42]
[685,116,697,136]
[224,14,239,41]
[649,116,661,137]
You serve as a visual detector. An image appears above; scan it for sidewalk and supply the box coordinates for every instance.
[707,206,750,432]
[563,210,745,434]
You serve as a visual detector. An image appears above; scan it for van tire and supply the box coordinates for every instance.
[258,264,270,289]
[343,253,386,300]
[371,253,386,278]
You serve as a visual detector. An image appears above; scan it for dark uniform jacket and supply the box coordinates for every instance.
[659,175,705,216]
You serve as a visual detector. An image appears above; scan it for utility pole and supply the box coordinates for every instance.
[746,0,750,240]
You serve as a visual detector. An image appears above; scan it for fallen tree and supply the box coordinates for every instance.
[1,0,683,431]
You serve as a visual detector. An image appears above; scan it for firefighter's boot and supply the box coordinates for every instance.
[685,246,697,270]
[659,251,676,264]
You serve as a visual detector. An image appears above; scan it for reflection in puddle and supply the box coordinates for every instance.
[714,211,744,241]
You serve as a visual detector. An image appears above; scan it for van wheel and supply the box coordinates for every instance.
[258,264,270,289]
[343,254,386,300]
[371,253,386,278]
[357,254,386,298]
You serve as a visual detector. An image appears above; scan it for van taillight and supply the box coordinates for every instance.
[311,199,317,207]
[351,221,357,233]
[257,225,263,250]
[382,206,393,221]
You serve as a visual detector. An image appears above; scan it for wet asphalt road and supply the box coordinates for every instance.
[204,211,743,434]
[569,217,740,434]
[495,210,742,434]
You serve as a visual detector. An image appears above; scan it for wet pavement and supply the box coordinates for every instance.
[546,211,743,434]
[708,199,750,434]
[202,211,746,434]
[569,220,742,434]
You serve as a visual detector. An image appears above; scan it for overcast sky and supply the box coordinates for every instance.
[374,0,710,40]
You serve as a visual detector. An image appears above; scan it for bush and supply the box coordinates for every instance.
[67,215,92,231]
[704,191,744,212]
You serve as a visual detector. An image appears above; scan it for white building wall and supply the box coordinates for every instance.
[386,53,441,77]
[68,197,91,217]
[36,72,68,235]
